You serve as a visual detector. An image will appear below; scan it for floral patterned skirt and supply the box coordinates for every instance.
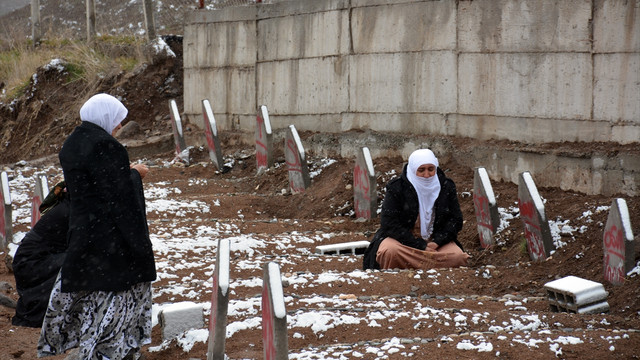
[37,273,152,360]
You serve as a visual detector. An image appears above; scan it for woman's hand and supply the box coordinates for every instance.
[426,242,439,251]
[131,163,149,179]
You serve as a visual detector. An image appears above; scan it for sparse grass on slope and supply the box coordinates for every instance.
[0,33,147,100]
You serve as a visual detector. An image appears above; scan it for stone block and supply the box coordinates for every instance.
[351,1,456,53]
[459,53,592,119]
[257,57,348,114]
[159,302,204,341]
[593,0,640,53]
[544,276,609,314]
[593,54,640,123]
[184,20,257,68]
[458,0,592,52]
[315,240,371,255]
[258,10,349,61]
[350,52,457,113]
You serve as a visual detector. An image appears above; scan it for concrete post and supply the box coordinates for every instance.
[30,0,40,45]
[86,0,96,44]
[142,0,156,40]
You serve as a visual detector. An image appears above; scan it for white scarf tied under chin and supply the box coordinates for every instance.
[79,93,128,135]
[406,149,441,240]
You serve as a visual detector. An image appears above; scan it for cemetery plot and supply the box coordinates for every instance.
[0,157,638,360]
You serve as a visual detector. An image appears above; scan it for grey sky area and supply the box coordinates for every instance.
[0,0,30,17]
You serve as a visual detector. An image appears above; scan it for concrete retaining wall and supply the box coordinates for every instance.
[182,0,640,196]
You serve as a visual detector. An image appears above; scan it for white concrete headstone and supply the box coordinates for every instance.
[353,147,376,220]
[284,125,310,194]
[262,262,287,360]
[202,99,224,170]
[0,171,12,250]
[207,238,230,360]
[31,174,48,228]
[473,167,499,248]
[603,198,635,285]
[169,99,188,163]
[518,171,554,261]
[255,105,273,174]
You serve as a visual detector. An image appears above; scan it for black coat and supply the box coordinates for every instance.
[12,196,69,327]
[363,165,463,270]
[58,121,156,292]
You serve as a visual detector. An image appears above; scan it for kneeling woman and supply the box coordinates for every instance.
[363,149,469,270]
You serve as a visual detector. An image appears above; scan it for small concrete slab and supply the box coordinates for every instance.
[202,99,224,171]
[207,238,230,360]
[603,198,636,285]
[284,125,310,194]
[255,105,274,174]
[262,262,288,360]
[315,240,370,255]
[353,147,376,220]
[518,172,554,261]
[158,301,204,341]
[169,99,189,164]
[544,275,609,314]
[1,171,12,250]
[473,167,499,248]
[30,174,48,228]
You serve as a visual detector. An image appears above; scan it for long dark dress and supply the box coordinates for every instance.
[12,196,69,327]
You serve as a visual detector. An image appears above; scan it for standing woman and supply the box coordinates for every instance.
[363,149,469,270]
[38,94,156,360]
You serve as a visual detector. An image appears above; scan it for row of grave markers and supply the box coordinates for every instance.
[473,168,635,285]
[207,239,287,360]
[169,99,636,285]
[0,103,635,286]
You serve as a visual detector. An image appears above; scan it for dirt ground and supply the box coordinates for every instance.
[0,32,639,360]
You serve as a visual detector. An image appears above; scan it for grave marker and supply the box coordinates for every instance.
[207,238,230,360]
[0,171,12,250]
[353,147,376,220]
[518,171,554,261]
[473,167,499,248]
[284,125,310,194]
[202,99,224,171]
[255,105,273,174]
[262,262,287,360]
[30,174,48,228]
[169,99,189,164]
[603,198,635,285]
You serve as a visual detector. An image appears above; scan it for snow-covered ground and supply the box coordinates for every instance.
[3,163,638,359]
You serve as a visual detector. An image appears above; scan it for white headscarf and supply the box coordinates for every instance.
[406,149,441,240]
[79,93,128,135]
